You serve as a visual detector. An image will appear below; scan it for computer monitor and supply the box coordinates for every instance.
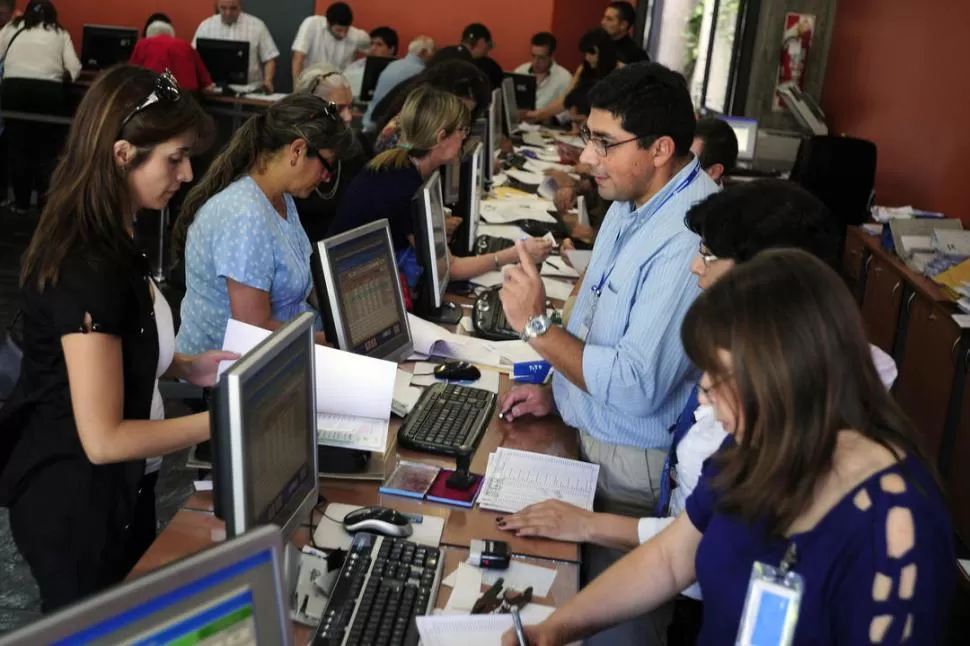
[500,76,520,136]
[196,37,250,87]
[0,525,293,646]
[720,116,758,162]
[504,72,536,111]
[441,157,461,205]
[311,219,413,362]
[359,55,395,102]
[411,171,461,324]
[777,81,829,136]
[80,25,138,71]
[484,88,502,186]
[209,312,318,588]
[454,140,484,256]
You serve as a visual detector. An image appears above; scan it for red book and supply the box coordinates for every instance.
[425,469,483,507]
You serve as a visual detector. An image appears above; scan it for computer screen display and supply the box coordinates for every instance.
[80,25,138,71]
[0,526,292,646]
[196,38,250,86]
[313,220,412,362]
[720,116,758,161]
[501,76,520,134]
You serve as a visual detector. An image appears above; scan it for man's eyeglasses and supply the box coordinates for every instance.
[580,124,657,157]
[120,69,181,135]
[698,242,719,266]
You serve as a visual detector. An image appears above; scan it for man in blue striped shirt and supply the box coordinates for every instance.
[500,63,718,645]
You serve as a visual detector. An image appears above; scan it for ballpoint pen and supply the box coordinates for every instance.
[511,605,528,645]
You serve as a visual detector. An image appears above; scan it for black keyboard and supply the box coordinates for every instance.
[475,234,514,255]
[313,533,443,646]
[472,287,519,341]
[518,219,568,239]
[397,383,496,456]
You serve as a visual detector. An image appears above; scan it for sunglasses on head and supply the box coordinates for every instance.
[119,69,181,135]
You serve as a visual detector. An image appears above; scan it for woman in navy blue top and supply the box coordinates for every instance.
[504,249,954,646]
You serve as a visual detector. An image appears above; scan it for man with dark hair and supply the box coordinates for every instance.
[691,116,738,184]
[343,26,399,97]
[514,31,571,110]
[292,1,370,79]
[601,1,648,63]
[434,22,493,62]
[498,62,718,645]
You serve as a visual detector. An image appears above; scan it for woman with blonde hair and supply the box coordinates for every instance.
[331,84,551,288]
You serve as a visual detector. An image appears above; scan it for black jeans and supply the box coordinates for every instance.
[1,78,68,211]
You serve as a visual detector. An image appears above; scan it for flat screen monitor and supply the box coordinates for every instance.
[504,72,537,111]
[500,76,520,136]
[210,311,317,541]
[454,141,484,256]
[484,88,502,185]
[720,116,758,162]
[80,25,138,71]
[0,525,293,646]
[442,158,461,205]
[411,171,460,323]
[311,220,413,362]
[360,55,394,102]
[196,37,250,86]
[777,81,829,136]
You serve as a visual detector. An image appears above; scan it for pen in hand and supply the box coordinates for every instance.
[511,605,528,646]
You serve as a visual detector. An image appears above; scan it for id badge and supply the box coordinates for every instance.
[735,561,803,646]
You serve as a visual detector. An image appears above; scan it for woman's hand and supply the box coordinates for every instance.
[523,237,554,263]
[501,621,562,646]
[445,214,463,239]
[174,351,240,387]
[497,499,595,543]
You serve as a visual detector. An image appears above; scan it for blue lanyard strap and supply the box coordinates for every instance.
[591,162,701,296]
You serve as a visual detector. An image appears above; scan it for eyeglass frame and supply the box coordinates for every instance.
[698,372,734,401]
[119,69,181,136]
[698,242,719,266]
[579,124,659,157]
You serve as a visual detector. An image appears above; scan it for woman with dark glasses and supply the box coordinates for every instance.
[172,93,358,355]
[0,66,236,612]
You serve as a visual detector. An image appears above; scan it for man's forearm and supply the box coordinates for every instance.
[529,326,586,392]
[263,60,276,88]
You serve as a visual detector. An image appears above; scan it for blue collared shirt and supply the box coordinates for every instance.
[552,158,719,449]
[362,53,425,130]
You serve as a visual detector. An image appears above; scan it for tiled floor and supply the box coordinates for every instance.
[0,209,196,636]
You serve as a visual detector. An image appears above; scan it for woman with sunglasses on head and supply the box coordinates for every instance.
[331,85,552,287]
[172,94,357,356]
[504,249,954,645]
[0,66,236,612]
[292,64,372,243]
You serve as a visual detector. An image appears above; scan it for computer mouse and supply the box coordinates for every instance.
[342,506,413,538]
[434,361,481,382]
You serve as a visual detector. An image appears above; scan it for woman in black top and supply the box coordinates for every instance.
[0,66,235,612]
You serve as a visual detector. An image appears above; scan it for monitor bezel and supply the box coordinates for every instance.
[80,24,139,71]
[360,55,396,101]
[501,76,520,135]
[412,171,451,308]
[466,142,484,253]
[314,219,414,363]
[195,37,251,86]
[486,88,502,179]
[719,115,759,162]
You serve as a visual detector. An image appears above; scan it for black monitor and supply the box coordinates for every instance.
[453,140,484,257]
[80,25,138,71]
[411,171,461,324]
[500,76,521,136]
[359,55,395,102]
[209,312,318,591]
[0,526,293,645]
[441,157,461,205]
[196,37,250,87]
[311,219,413,363]
[504,72,537,111]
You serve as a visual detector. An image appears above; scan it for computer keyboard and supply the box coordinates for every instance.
[313,532,443,646]
[475,234,514,255]
[397,382,496,456]
[472,287,520,341]
[518,218,568,239]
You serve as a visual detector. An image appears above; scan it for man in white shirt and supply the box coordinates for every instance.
[192,0,279,90]
[513,32,571,111]
[291,1,370,81]
[342,26,398,98]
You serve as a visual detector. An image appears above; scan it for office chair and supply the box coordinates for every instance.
[789,135,877,227]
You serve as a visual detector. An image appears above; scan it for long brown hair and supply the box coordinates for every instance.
[20,65,212,290]
[171,93,358,263]
[681,249,935,537]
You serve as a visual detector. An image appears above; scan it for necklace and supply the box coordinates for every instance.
[313,159,343,200]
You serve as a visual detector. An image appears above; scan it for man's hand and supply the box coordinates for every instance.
[500,384,555,421]
[499,241,546,332]
[544,169,575,188]
[445,214,462,240]
[497,499,595,543]
[262,81,274,94]
[554,186,576,212]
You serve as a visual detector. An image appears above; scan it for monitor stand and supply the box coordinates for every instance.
[423,300,463,325]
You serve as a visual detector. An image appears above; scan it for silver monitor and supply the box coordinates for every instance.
[0,525,293,646]
[312,220,414,363]
[485,88,502,182]
[719,116,758,162]
[442,157,461,205]
[501,76,520,134]
[463,142,485,255]
[411,171,460,323]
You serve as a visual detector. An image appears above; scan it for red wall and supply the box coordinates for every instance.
[822,0,970,224]
[552,0,612,72]
[51,0,212,52]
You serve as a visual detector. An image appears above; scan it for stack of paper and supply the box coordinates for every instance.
[219,319,396,453]
[416,606,556,646]
[476,447,599,513]
[480,199,557,225]
[408,314,541,369]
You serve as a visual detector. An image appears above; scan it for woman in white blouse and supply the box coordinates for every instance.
[0,0,81,214]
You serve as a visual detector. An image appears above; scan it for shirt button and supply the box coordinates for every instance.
[139,327,145,334]
[123,523,131,532]
[149,311,155,318]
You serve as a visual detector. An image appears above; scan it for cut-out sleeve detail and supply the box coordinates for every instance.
[902,614,913,642]
[872,572,893,602]
[869,615,892,643]
[854,488,873,511]
[45,259,131,338]
[886,507,915,560]
[880,473,907,494]
[898,564,917,600]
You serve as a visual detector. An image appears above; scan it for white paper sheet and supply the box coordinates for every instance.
[219,319,396,420]
[480,202,557,225]
[524,158,574,174]
[477,559,558,597]
[565,249,592,274]
[417,606,556,646]
[542,231,559,248]
[407,314,541,369]
[316,414,389,453]
[520,132,548,148]
[477,448,600,513]
[541,257,579,279]
[444,562,484,612]
[392,369,422,417]
[554,133,585,148]
[542,278,574,301]
[506,168,545,185]
[477,223,527,241]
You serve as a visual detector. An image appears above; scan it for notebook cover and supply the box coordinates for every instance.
[425,469,484,507]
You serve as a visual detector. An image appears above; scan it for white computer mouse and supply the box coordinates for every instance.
[341,506,413,538]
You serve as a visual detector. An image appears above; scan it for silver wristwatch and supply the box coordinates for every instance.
[521,314,553,341]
